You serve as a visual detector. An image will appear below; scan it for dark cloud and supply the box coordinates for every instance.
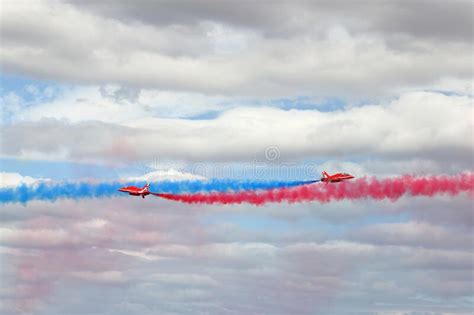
[369,0,474,42]
[68,0,473,42]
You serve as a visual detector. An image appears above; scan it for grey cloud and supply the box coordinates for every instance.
[349,221,473,250]
[68,0,473,42]
[253,195,474,227]
[368,0,474,42]
[1,1,472,97]
[1,196,472,314]
[99,85,141,104]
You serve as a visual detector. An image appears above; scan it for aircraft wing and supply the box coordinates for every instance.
[118,187,139,193]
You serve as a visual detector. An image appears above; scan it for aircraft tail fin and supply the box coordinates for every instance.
[322,171,330,178]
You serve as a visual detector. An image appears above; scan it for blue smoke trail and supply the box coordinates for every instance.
[156,179,318,194]
[0,179,318,204]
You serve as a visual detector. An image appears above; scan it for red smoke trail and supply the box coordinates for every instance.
[156,173,474,205]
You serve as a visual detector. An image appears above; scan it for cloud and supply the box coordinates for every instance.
[349,221,473,250]
[69,270,127,284]
[149,273,218,287]
[0,1,473,314]
[1,195,472,314]
[125,170,206,182]
[0,227,79,248]
[0,172,47,188]
[66,0,473,43]
[1,1,472,98]
[7,85,240,124]
[1,91,471,167]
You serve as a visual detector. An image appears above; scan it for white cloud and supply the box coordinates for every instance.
[1,91,472,167]
[77,218,108,229]
[11,85,238,124]
[0,172,47,188]
[107,248,162,261]
[125,169,206,182]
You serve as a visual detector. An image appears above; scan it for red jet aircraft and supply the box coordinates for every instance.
[320,171,354,183]
[118,183,151,198]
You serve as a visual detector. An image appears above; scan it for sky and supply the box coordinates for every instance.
[0,0,473,314]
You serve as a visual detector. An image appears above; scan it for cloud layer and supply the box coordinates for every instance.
[1,0,472,97]
[1,196,472,314]
[1,91,472,168]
